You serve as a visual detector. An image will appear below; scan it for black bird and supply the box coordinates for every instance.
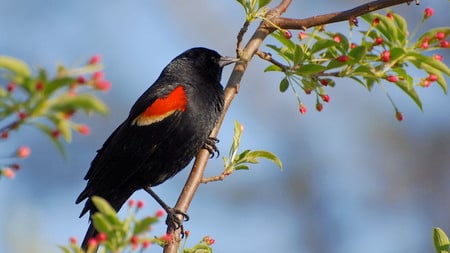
[76,47,238,249]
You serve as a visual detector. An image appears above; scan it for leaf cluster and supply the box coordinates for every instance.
[0,56,109,154]
[264,10,449,115]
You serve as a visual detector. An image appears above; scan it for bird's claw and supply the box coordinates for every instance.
[203,137,219,158]
[165,208,190,237]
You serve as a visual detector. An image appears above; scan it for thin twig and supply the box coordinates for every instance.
[236,21,250,58]
[273,0,414,30]
[201,172,230,184]
[256,51,290,72]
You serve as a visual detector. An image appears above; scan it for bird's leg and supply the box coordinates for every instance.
[143,186,189,235]
[203,137,219,158]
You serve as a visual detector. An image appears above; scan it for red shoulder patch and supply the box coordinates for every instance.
[132,85,187,126]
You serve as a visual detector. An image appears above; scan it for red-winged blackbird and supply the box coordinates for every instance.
[76,47,238,249]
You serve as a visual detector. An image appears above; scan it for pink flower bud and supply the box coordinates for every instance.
[17,146,31,158]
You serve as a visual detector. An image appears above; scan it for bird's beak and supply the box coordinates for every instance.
[219,56,239,67]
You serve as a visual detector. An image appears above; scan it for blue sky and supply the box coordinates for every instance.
[1,1,449,253]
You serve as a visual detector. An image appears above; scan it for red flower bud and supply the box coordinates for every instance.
[421,37,430,49]
[374,37,384,45]
[380,50,390,62]
[161,233,172,243]
[1,131,8,139]
[96,233,107,242]
[372,18,380,26]
[2,168,15,179]
[78,124,91,135]
[337,55,349,62]
[87,238,98,248]
[386,12,394,20]
[421,80,431,87]
[69,237,77,245]
[316,102,323,112]
[387,75,398,83]
[299,103,307,114]
[424,7,434,19]
[433,54,443,61]
[436,31,446,40]
[94,80,111,91]
[427,74,438,82]
[89,54,101,65]
[35,81,44,91]
[321,94,330,103]
[76,76,86,84]
[283,30,292,39]
[17,146,31,158]
[333,35,341,43]
[155,209,165,218]
[320,79,329,86]
[92,71,104,81]
[440,40,449,48]
[298,32,307,40]
[142,240,151,249]
[51,129,61,139]
[130,235,139,245]
[7,82,16,92]
[137,200,144,209]
[395,111,404,122]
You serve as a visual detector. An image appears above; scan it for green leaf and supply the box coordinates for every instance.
[234,165,250,171]
[45,77,76,96]
[364,13,399,43]
[257,0,271,8]
[92,196,117,217]
[353,65,378,79]
[407,52,450,76]
[264,65,282,72]
[348,46,367,62]
[57,246,71,253]
[433,227,450,253]
[49,94,109,115]
[246,150,283,170]
[91,213,113,233]
[326,59,347,70]
[0,55,31,83]
[57,117,72,142]
[390,47,406,63]
[392,79,423,110]
[271,31,295,50]
[235,0,246,7]
[295,64,327,76]
[310,39,338,54]
[392,12,408,44]
[293,45,304,65]
[133,216,158,235]
[229,120,243,159]
[432,71,448,94]
[279,77,289,92]
[349,76,368,89]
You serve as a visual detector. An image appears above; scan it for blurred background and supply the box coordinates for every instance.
[1,0,449,252]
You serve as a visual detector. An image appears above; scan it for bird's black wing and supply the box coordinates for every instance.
[76,82,187,216]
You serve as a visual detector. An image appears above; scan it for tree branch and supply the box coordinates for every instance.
[163,0,417,252]
[274,0,414,30]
